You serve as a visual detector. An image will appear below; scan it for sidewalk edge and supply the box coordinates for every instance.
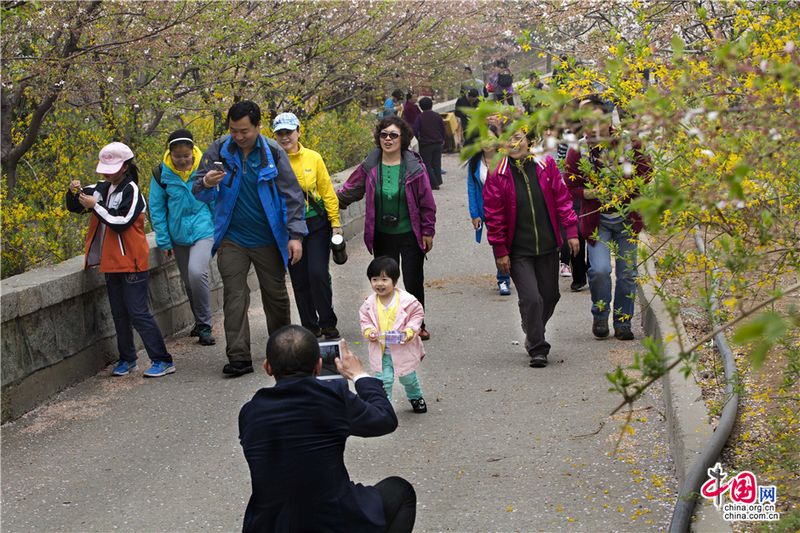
[637,232,731,532]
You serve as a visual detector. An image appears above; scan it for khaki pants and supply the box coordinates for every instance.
[217,240,290,363]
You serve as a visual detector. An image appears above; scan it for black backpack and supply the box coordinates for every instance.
[152,163,166,189]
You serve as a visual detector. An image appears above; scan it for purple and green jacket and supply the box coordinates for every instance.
[337,148,436,254]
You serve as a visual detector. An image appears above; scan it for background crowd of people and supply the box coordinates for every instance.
[65,63,650,527]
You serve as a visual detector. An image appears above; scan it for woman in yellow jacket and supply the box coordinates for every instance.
[272,112,342,339]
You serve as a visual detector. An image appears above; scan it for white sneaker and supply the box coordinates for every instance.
[559,263,572,277]
[498,281,511,296]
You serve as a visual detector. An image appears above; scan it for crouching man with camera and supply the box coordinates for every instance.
[337,116,437,341]
[238,325,416,532]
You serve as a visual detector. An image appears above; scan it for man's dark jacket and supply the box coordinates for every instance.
[239,375,398,532]
[413,110,445,146]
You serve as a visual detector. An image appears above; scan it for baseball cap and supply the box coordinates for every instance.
[272,112,300,132]
[96,142,134,174]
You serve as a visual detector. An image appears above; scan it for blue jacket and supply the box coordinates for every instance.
[149,149,214,250]
[239,375,397,533]
[467,154,487,243]
[193,135,307,266]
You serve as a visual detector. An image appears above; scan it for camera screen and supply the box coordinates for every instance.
[318,341,341,364]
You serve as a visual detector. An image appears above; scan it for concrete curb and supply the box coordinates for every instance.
[637,232,730,532]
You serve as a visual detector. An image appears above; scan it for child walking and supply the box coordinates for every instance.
[66,142,175,378]
[360,257,427,413]
[149,129,216,346]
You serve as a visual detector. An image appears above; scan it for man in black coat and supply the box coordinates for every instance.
[238,325,416,532]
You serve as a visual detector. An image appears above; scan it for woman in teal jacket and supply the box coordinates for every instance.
[149,129,216,346]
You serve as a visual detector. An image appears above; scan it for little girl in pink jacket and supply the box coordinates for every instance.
[360,257,427,413]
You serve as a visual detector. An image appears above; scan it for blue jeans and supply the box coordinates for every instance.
[496,268,510,285]
[586,216,638,327]
[105,272,172,363]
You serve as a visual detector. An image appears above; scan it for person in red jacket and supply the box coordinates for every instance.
[564,95,652,340]
[66,142,175,378]
[483,128,579,367]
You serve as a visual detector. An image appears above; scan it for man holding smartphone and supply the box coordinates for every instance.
[193,100,307,377]
[239,325,416,532]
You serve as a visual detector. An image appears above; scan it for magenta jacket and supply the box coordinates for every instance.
[337,148,436,254]
[483,154,578,259]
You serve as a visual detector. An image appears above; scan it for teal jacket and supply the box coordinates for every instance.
[149,155,215,250]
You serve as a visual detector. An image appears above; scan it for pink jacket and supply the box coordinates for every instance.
[483,154,578,258]
[359,289,425,377]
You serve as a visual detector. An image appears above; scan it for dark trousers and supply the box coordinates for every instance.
[560,232,588,285]
[105,272,171,364]
[288,215,337,331]
[560,200,588,285]
[418,143,442,188]
[373,231,426,309]
[509,252,560,356]
[375,476,416,533]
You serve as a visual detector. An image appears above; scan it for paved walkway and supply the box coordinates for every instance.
[1,153,677,532]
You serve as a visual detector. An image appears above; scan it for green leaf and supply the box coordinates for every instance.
[732,312,787,369]
[671,34,685,58]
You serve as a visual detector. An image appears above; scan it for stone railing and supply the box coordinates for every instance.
[0,165,365,423]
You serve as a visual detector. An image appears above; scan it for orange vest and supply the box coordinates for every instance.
[84,212,150,273]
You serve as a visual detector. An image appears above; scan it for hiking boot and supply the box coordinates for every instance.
[614,326,635,341]
[498,280,511,296]
[409,398,427,413]
[529,353,548,368]
[196,324,216,346]
[592,317,609,338]
[223,361,254,377]
[143,360,175,378]
[321,326,340,340]
[112,360,137,376]
[189,324,201,337]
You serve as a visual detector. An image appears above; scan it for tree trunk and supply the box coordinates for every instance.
[0,0,102,196]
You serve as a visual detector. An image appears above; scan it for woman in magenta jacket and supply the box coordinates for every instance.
[483,128,579,367]
[337,116,437,340]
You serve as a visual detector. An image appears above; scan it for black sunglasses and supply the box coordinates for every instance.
[379,131,401,140]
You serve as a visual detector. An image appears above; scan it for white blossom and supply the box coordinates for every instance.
[622,161,633,176]
[707,111,719,121]
[687,127,704,141]
[107,76,114,83]
[769,128,782,141]
[785,40,795,53]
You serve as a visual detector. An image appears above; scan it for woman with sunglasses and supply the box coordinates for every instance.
[338,116,437,340]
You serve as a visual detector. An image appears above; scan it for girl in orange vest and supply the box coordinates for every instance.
[67,142,175,378]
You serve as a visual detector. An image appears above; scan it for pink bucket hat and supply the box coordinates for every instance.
[96,142,134,174]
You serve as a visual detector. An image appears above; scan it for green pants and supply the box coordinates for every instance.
[375,350,423,402]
